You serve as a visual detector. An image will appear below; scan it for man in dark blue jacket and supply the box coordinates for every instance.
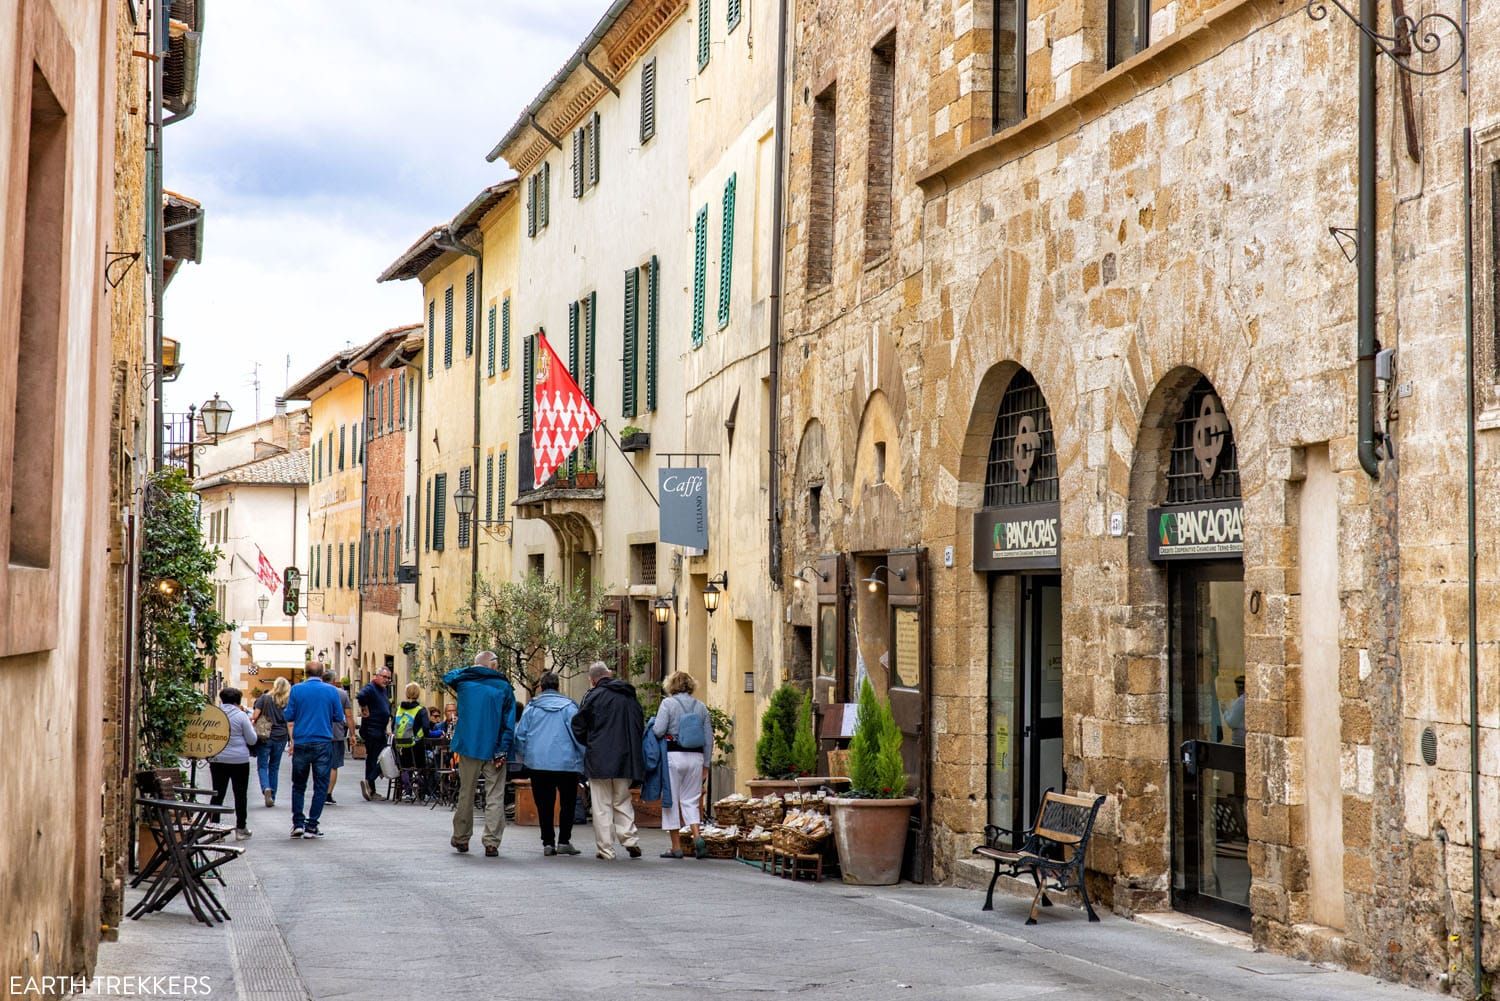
[443,651,516,857]
[356,666,393,801]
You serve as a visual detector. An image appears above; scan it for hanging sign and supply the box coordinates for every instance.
[972,501,1061,571]
[659,467,709,550]
[182,704,231,760]
[1147,500,1244,561]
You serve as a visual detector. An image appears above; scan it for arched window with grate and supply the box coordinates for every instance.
[1164,376,1239,505]
[983,369,1058,508]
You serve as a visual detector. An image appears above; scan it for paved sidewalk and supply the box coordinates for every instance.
[92,762,1431,1001]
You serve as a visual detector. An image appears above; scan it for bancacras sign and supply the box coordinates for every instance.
[1147,500,1244,560]
[973,501,1061,571]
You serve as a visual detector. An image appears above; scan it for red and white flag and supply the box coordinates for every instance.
[532,332,601,486]
[256,548,281,595]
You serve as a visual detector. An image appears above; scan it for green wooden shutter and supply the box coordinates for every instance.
[589,111,601,187]
[501,298,512,371]
[647,254,659,411]
[698,0,711,69]
[585,290,597,462]
[527,174,537,236]
[424,479,431,551]
[399,375,407,428]
[567,301,581,476]
[729,0,741,30]
[541,162,551,228]
[486,455,494,522]
[498,452,508,521]
[338,543,345,587]
[522,334,535,432]
[719,172,736,329]
[692,206,708,347]
[457,467,472,549]
[465,271,476,357]
[487,304,497,377]
[427,300,435,377]
[572,127,585,198]
[640,59,657,143]
[444,285,454,368]
[339,424,346,469]
[434,472,448,551]
[622,267,639,418]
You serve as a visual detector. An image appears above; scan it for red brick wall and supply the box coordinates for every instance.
[363,367,407,616]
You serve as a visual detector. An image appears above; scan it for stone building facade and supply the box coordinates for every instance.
[782,0,1497,990]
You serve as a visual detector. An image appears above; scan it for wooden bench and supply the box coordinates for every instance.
[972,789,1106,924]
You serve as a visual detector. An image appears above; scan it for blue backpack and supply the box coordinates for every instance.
[673,700,709,752]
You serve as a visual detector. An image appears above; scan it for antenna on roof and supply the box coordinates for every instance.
[247,362,262,423]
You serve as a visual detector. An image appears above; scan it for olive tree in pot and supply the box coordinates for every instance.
[829,679,917,885]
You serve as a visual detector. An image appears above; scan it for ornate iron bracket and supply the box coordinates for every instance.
[105,249,141,289]
[1305,0,1465,76]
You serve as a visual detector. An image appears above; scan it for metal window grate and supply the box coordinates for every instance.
[1165,376,1239,505]
[632,543,656,585]
[983,370,1058,508]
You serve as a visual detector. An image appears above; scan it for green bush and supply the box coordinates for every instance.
[790,691,818,776]
[755,683,801,778]
[848,678,907,798]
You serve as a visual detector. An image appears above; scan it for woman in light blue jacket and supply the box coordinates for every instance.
[514,672,585,856]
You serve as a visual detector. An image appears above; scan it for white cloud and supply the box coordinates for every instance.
[163,0,604,420]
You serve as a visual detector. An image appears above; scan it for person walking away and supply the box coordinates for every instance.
[284,661,345,838]
[251,678,290,807]
[357,666,393,800]
[571,662,646,860]
[209,688,258,840]
[393,684,432,799]
[325,673,354,803]
[442,651,516,857]
[652,671,715,859]
[514,672,584,857]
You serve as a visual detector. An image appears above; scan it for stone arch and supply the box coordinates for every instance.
[846,389,905,550]
[791,418,830,547]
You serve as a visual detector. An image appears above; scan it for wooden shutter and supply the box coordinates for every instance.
[427,300,436,377]
[719,172,736,328]
[522,334,535,432]
[729,0,742,30]
[647,254,659,411]
[444,285,455,369]
[498,452,509,523]
[424,478,431,551]
[585,290,598,462]
[465,271,476,357]
[692,206,708,346]
[698,0,710,68]
[339,425,346,469]
[568,301,581,476]
[527,174,537,236]
[540,162,551,228]
[589,111,601,187]
[434,472,448,551]
[640,59,657,143]
[501,298,512,371]
[338,543,345,587]
[572,127,585,198]
[399,375,407,427]
[622,267,640,418]
[457,467,472,549]
[486,455,494,522]
[487,304,497,377]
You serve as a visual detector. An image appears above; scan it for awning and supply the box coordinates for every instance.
[249,641,307,671]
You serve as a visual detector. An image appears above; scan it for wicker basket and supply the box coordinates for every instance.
[772,823,826,856]
[713,801,745,827]
[747,801,785,828]
[702,836,738,860]
[737,839,770,863]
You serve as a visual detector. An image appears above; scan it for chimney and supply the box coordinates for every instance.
[272,397,289,449]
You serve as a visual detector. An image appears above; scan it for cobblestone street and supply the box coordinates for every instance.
[88,763,1428,1001]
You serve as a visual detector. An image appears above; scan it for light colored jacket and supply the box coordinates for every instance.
[211,704,259,764]
[514,691,584,773]
[652,693,714,763]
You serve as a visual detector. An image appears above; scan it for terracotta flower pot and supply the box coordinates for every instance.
[829,796,917,885]
[746,778,801,798]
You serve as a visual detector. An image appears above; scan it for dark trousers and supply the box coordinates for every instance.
[209,761,251,830]
[529,770,579,847]
[291,740,334,832]
[362,727,388,786]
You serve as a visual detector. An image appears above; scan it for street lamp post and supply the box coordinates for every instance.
[653,593,675,674]
[256,594,269,623]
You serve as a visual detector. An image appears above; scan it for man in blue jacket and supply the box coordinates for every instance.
[283,662,345,839]
[443,651,516,857]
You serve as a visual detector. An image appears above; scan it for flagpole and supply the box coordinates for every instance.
[597,422,659,508]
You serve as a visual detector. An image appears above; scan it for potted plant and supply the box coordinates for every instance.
[747,684,805,798]
[828,679,918,885]
[575,459,598,488]
[619,425,651,453]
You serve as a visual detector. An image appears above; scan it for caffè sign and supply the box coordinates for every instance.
[1147,500,1244,561]
[973,501,1061,571]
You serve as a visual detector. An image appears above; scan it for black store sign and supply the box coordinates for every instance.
[1147,500,1244,561]
[973,501,1061,571]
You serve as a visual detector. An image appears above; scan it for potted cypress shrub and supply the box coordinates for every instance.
[828,679,917,884]
[747,683,804,797]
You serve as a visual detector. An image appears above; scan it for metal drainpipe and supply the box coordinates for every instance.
[1462,127,1484,997]
[339,360,370,682]
[1356,0,1380,479]
[767,0,790,588]
[149,0,165,468]
[435,230,483,614]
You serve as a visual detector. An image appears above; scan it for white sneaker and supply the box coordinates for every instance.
[234,828,252,841]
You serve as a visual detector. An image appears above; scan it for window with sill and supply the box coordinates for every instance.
[866,34,896,261]
[1108,0,1149,68]
[808,84,838,288]
[992,0,1026,129]
[0,4,74,658]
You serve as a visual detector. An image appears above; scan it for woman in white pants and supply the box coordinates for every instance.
[653,672,715,859]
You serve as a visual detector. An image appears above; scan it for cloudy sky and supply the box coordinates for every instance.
[163,0,603,423]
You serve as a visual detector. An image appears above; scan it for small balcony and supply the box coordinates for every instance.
[514,432,604,552]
